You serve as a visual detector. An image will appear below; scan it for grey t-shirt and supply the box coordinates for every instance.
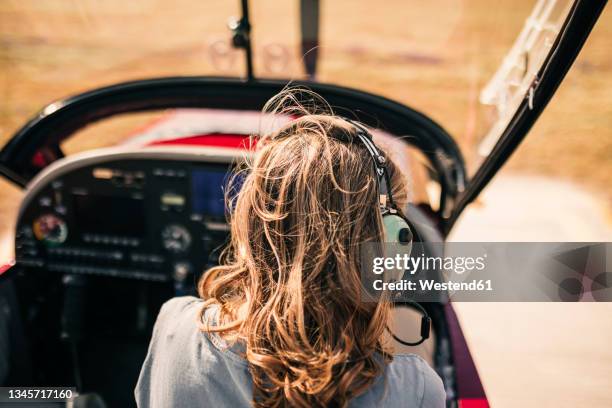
[135,296,445,407]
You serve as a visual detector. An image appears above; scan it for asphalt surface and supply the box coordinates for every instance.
[450,174,612,407]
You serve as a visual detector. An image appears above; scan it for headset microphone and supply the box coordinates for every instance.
[388,301,431,347]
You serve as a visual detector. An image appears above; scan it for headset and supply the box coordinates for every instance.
[345,119,431,347]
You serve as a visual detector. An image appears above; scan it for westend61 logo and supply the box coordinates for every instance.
[359,242,612,302]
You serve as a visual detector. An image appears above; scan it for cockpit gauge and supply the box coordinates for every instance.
[161,224,192,253]
[32,213,68,245]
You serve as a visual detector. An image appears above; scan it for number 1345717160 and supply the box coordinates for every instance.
[2,387,75,402]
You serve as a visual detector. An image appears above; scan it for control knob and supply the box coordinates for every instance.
[161,224,191,253]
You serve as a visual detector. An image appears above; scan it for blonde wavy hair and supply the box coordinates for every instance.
[198,89,408,407]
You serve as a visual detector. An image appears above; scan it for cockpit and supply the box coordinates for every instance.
[6,105,455,405]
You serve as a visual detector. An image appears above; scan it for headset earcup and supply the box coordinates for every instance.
[382,213,413,284]
[382,213,413,245]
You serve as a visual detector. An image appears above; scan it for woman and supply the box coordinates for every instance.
[135,91,445,407]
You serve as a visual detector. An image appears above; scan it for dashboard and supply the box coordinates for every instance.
[15,146,243,291]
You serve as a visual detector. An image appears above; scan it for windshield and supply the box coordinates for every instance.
[0,0,575,174]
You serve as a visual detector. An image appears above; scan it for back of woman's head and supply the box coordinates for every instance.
[199,89,408,408]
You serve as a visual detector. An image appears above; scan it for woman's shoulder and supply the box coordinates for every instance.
[152,295,215,362]
[155,296,215,352]
[352,353,445,407]
[156,296,248,365]
[136,296,253,406]
[158,295,202,317]
[150,296,207,359]
[384,354,446,407]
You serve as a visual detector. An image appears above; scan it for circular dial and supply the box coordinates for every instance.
[32,214,68,245]
[161,224,191,253]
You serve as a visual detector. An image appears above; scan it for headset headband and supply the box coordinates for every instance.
[344,119,396,213]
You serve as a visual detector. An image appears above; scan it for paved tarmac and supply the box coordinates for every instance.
[449,174,612,407]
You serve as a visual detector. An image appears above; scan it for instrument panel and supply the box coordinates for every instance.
[15,147,243,288]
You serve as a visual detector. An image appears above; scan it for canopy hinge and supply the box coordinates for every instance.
[527,75,540,110]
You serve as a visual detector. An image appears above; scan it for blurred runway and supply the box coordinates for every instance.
[450,174,612,408]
